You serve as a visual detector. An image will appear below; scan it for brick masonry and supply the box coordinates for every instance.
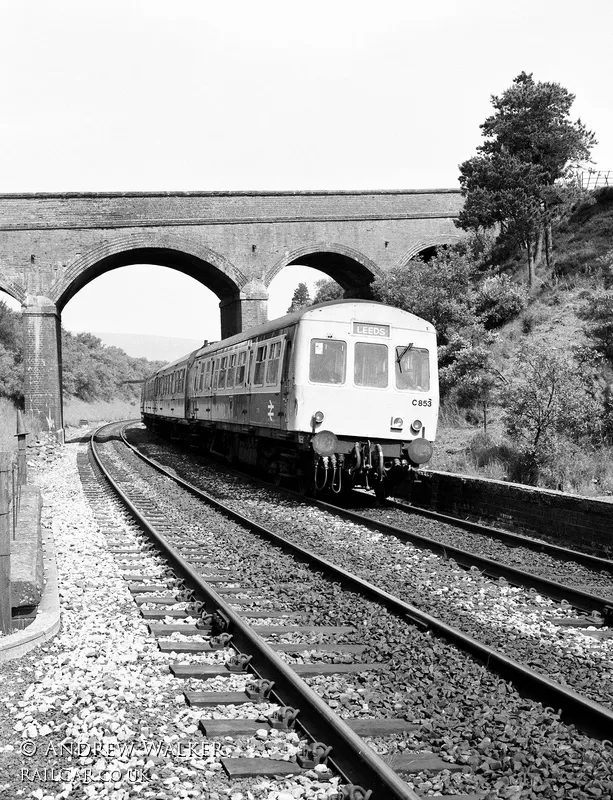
[0,190,465,431]
[410,470,613,559]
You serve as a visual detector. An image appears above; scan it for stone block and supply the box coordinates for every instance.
[10,486,43,607]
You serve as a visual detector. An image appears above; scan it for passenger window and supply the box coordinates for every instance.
[212,359,219,390]
[204,361,212,391]
[218,356,227,389]
[395,346,430,391]
[266,341,282,386]
[236,351,247,385]
[227,353,236,389]
[355,343,388,388]
[253,345,267,386]
[310,339,346,384]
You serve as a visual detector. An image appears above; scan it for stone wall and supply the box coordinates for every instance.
[408,470,613,559]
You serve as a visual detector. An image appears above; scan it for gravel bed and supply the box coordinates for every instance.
[92,430,613,797]
[126,429,613,712]
[361,503,613,593]
[0,439,342,800]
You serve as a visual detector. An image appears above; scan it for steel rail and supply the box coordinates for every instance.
[90,424,422,800]
[117,423,613,740]
[383,495,613,575]
[311,498,613,619]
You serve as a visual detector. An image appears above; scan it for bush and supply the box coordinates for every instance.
[594,186,613,205]
[475,274,527,329]
[520,309,546,334]
[580,289,613,362]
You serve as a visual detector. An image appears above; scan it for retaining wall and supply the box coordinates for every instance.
[408,471,613,559]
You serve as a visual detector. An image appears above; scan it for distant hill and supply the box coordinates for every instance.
[91,332,203,363]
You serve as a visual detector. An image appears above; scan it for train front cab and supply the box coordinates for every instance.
[292,306,438,497]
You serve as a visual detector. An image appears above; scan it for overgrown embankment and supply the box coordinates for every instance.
[431,186,613,496]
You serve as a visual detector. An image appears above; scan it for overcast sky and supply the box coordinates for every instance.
[1,0,612,344]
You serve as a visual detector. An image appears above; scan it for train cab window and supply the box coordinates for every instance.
[253,345,267,386]
[395,346,430,391]
[355,342,388,388]
[235,351,247,386]
[310,339,346,384]
[266,341,282,386]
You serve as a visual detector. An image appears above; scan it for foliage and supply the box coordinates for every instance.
[61,330,165,403]
[0,301,22,355]
[372,243,527,407]
[287,282,311,313]
[499,343,602,483]
[457,72,597,286]
[311,278,344,305]
[0,342,23,402]
[0,302,23,402]
[371,246,480,346]
[475,274,528,329]
[579,289,613,362]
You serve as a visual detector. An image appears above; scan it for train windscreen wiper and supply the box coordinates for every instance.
[395,344,413,372]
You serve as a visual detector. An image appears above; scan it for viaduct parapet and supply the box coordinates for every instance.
[0,189,464,434]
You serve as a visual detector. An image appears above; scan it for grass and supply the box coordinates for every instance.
[0,395,140,454]
[63,398,140,428]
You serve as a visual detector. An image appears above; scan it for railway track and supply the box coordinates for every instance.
[319,494,613,622]
[80,422,613,798]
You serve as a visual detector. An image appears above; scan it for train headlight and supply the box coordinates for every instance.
[390,416,404,430]
[312,430,338,456]
[312,410,325,425]
[410,419,423,433]
[407,438,433,464]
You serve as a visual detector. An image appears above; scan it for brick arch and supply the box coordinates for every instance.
[49,232,247,310]
[0,271,26,305]
[266,242,382,291]
[396,235,464,268]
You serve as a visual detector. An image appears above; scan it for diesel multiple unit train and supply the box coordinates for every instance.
[141,300,439,497]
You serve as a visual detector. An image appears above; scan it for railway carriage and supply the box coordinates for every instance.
[141,300,439,497]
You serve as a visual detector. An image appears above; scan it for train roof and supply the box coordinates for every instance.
[152,300,434,374]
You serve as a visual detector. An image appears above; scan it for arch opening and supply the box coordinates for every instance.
[267,244,381,314]
[55,246,241,315]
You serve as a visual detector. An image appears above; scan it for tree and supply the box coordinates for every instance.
[499,343,601,483]
[457,72,596,287]
[287,282,311,313]
[312,278,344,305]
[371,246,480,346]
[438,330,502,432]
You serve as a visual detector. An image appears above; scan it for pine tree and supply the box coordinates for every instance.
[457,72,596,288]
[287,282,311,313]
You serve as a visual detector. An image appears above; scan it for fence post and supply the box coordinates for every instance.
[0,452,12,633]
[15,410,28,486]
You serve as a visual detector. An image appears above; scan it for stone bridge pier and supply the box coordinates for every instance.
[0,190,465,435]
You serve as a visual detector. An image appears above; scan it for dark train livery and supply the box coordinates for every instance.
[141,300,439,497]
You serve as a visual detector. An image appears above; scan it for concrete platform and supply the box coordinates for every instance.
[10,486,44,607]
[0,524,61,662]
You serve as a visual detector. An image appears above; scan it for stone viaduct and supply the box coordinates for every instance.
[0,190,464,435]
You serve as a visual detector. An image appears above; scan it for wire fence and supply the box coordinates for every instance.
[573,170,612,190]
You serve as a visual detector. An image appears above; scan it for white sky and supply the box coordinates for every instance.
[1,0,612,342]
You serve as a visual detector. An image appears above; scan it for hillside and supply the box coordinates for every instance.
[431,187,613,495]
[90,332,202,362]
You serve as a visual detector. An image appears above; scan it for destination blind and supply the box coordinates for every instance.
[352,322,390,337]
